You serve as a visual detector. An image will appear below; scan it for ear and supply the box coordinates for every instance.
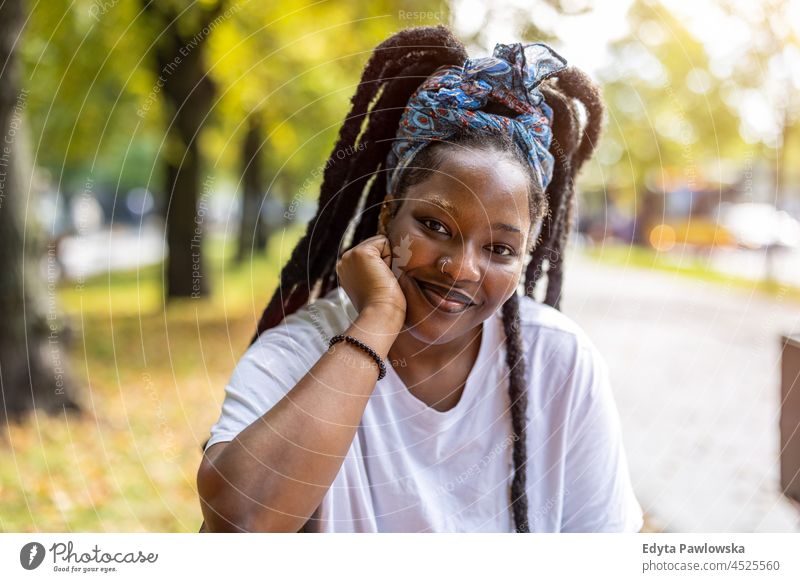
[378,194,395,237]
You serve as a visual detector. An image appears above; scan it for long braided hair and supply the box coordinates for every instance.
[250,24,603,532]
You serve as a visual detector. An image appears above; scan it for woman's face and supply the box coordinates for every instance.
[383,145,533,345]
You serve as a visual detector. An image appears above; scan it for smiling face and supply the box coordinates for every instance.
[381,143,535,346]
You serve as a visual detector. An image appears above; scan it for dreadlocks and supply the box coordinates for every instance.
[250,24,604,533]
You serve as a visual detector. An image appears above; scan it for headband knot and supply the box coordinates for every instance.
[385,42,567,194]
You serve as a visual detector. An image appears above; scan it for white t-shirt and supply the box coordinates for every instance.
[204,287,644,533]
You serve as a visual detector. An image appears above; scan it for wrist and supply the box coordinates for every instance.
[349,304,404,358]
[360,302,405,329]
[329,334,387,381]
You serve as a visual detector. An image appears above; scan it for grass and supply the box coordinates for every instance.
[0,225,306,532]
[579,242,800,303]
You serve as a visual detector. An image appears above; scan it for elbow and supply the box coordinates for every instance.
[198,495,249,533]
[197,461,304,533]
[197,457,251,532]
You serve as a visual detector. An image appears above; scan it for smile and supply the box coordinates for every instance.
[413,278,475,314]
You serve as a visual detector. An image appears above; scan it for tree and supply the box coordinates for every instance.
[236,112,267,263]
[140,0,227,299]
[719,0,799,204]
[718,0,800,281]
[208,0,448,263]
[20,0,162,194]
[596,0,743,242]
[0,0,80,423]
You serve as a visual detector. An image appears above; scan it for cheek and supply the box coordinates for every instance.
[484,265,523,302]
[387,226,438,271]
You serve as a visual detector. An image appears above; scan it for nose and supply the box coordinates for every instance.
[442,242,482,283]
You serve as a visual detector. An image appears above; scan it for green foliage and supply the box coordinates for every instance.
[20,0,163,192]
[20,0,448,201]
[593,0,745,202]
[204,0,448,201]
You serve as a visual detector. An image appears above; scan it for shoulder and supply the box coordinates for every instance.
[253,287,358,351]
[203,289,362,452]
[514,294,602,364]
[231,287,359,386]
[221,288,358,405]
[506,295,610,407]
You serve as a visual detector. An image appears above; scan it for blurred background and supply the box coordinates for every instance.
[1,0,799,532]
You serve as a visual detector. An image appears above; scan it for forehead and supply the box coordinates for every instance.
[404,146,532,228]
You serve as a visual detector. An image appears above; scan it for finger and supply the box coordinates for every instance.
[377,236,392,261]
[357,234,391,257]
[357,234,387,244]
[376,237,394,270]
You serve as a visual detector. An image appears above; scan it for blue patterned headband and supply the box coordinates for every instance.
[385,42,568,195]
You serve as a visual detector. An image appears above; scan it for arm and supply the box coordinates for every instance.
[197,303,404,533]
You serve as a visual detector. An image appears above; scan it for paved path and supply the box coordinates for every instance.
[58,223,166,280]
[562,251,800,532]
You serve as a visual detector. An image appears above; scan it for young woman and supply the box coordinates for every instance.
[197,25,643,533]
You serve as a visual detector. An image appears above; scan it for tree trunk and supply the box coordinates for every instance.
[0,0,80,423]
[143,1,223,298]
[165,134,209,297]
[236,114,264,264]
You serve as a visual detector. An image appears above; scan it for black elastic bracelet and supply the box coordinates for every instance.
[328,334,387,381]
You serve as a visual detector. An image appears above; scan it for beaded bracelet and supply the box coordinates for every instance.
[328,334,387,380]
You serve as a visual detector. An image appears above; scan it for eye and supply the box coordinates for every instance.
[419,218,516,257]
[420,219,449,235]
[488,245,516,257]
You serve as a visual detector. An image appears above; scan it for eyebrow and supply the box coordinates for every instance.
[423,196,523,236]
[492,222,523,235]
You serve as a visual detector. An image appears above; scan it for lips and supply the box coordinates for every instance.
[413,278,476,313]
